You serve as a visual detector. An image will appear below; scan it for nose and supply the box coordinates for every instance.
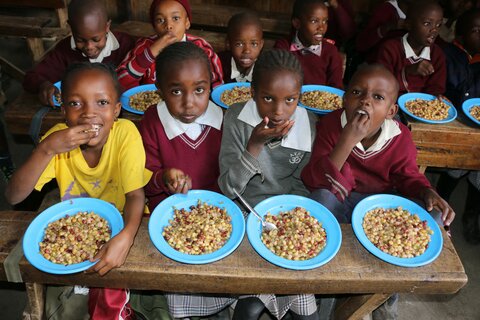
[165,20,173,31]
[359,93,372,106]
[183,92,195,110]
[242,43,251,54]
[82,102,97,117]
[85,40,95,51]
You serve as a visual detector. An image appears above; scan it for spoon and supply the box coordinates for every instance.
[233,189,277,231]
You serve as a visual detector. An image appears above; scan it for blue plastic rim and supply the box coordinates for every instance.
[351,194,443,267]
[23,197,124,274]
[148,190,246,264]
[211,82,251,109]
[397,92,457,124]
[246,195,342,270]
[461,98,480,126]
[120,84,159,115]
[299,84,345,115]
[52,81,62,107]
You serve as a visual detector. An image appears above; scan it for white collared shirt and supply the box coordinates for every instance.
[387,0,406,19]
[402,33,431,61]
[291,32,322,57]
[237,99,312,152]
[156,100,223,140]
[70,31,120,63]
[230,57,253,82]
[340,110,401,153]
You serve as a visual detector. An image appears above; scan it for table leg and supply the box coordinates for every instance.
[334,293,391,320]
[22,283,45,320]
[418,166,427,174]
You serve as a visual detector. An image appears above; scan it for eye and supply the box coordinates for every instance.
[156,18,165,24]
[171,89,181,96]
[310,19,318,24]
[235,42,244,47]
[251,41,258,47]
[351,89,360,95]
[373,94,385,100]
[195,87,205,94]
[67,101,81,107]
[172,15,180,21]
[263,96,273,102]
[423,21,431,27]
[286,97,296,103]
[98,99,109,106]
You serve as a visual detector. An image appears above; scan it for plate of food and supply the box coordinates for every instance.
[149,190,245,264]
[211,82,251,109]
[23,198,124,274]
[246,195,341,270]
[120,84,162,115]
[397,93,457,124]
[462,98,480,126]
[351,194,443,267]
[299,85,344,115]
[52,81,62,107]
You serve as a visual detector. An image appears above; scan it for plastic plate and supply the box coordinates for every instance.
[52,81,62,107]
[211,82,251,109]
[461,98,480,126]
[120,84,160,115]
[397,92,457,124]
[299,85,344,115]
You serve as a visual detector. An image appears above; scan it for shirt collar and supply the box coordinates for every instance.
[70,31,120,63]
[340,110,401,153]
[402,33,431,60]
[238,99,312,152]
[290,32,322,57]
[157,100,223,140]
[230,57,254,82]
[387,0,406,19]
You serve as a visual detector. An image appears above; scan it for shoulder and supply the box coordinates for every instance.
[318,109,342,130]
[112,119,141,140]
[112,31,133,44]
[274,38,291,49]
[224,102,246,123]
[186,34,215,51]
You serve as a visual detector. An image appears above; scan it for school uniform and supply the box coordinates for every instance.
[218,50,254,84]
[325,0,356,47]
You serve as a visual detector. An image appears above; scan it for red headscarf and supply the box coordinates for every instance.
[149,0,192,26]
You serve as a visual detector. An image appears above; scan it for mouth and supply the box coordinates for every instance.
[239,58,254,66]
[269,119,286,127]
[180,115,197,122]
[83,124,103,134]
[313,34,324,42]
[356,109,370,118]
[426,34,437,44]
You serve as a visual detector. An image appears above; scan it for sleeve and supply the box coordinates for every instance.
[189,36,224,88]
[218,106,264,199]
[326,44,344,89]
[112,32,136,67]
[355,4,397,53]
[423,46,447,95]
[273,38,290,50]
[327,0,356,44]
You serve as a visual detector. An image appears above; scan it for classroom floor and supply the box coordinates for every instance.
[0,37,479,320]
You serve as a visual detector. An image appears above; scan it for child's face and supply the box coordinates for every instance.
[343,70,398,140]
[70,15,111,59]
[252,70,301,127]
[407,6,443,48]
[62,69,121,149]
[463,13,480,55]
[228,24,264,72]
[152,0,191,41]
[157,58,211,124]
[292,4,328,47]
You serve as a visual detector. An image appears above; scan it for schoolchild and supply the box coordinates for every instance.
[117,0,223,90]
[274,0,344,88]
[323,0,356,47]
[6,62,151,319]
[375,0,447,95]
[219,49,319,320]
[23,0,134,107]
[218,12,264,83]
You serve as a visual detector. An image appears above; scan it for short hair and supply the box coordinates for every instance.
[406,0,443,21]
[349,64,400,101]
[227,12,263,39]
[61,62,122,100]
[292,0,327,19]
[155,42,212,85]
[251,49,303,91]
[455,8,480,37]
[68,0,108,26]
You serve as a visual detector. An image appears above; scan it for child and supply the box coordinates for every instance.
[274,0,343,88]
[117,0,223,90]
[375,0,447,95]
[438,0,475,43]
[6,62,151,319]
[218,12,264,84]
[219,49,319,320]
[23,0,134,107]
[139,41,236,318]
[323,0,356,48]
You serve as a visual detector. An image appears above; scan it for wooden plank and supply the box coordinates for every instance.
[335,294,390,320]
[26,38,45,63]
[0,55,26,82]
[1,0,66,9]
[0,15,51,38]
[23,283,45,320]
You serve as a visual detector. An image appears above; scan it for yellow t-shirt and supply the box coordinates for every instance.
[35,119,152,212]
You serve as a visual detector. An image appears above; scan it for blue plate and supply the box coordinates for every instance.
[299,85,344,115]
[211,82,251,109]
[397,93,457,124]
[23,198,124,274]
[52,81,62,107]
[462,98,480,126]
[351,194,443,267]
[246,195,342,270]
[120,84,160,115]
[149,190,245,264]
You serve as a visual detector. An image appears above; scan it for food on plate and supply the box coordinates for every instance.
[39,211,111,265]
[362,207,433,258]
[469,105,480,121]
[220,86,251,106]
[405,98,450,120]
[129,90,162,112]
[300,90,342,111]
[162,201,232,255]
[261,207,327,260]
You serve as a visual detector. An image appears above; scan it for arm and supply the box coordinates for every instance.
[326,0,356,43]
[326,44,345,89]
[423,47,447,95]
[273,38,290,50]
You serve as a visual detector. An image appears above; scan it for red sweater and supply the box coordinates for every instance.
[301,109,431,201]
[274,38,344,88]
[375,37,446,95]
[23,32,134,93]
[325,0,356,47]
[139,105,222,212]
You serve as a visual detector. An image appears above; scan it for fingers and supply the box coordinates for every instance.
[263,117,270,129]
[424,196,434,212]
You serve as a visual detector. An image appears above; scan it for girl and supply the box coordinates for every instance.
[6,62,151,319]
[218,49,319,320]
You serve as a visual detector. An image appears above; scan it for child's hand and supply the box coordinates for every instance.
[88,230,134,276]
[341,110,370,146]
[163,168,192,194]
[38,81,58,107]
[40,124,99,155]
[246,117,294,157]
[405,60,435,77]
[421,187,456,226]
[150,32,178,57]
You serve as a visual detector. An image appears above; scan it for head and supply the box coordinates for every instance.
[440,0,475,19]
[455,8,480,54]
[155,42,212,124]
[61,62,122,149]
[343,64,399,140]
[251,50,303,127]
[292,0,329,47]
[406,0,444,48]
[68,0,111,59]
[226,12,264,73]
[150,0,191,41]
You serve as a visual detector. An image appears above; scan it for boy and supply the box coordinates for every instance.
[375,0,446,95]
[218,12,264,83]
[274,0,343,88]
[23,0,134,107]
[117,0,223,90]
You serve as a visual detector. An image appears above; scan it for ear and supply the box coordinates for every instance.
[106,19,112,33]
[185,17,191,30]
[156,84,164,99]
[292,17,301,30]
[258,39,265,51]
[114,102,122,119]
[386,103,399,119]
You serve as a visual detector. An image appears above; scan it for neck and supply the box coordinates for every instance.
[407,35,425,56]
[361,128,382,150]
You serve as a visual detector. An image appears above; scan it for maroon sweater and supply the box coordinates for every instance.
[139,105,222,212]
[375,37,446,95]
[23,32,134,93]
[301,109,431,201]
